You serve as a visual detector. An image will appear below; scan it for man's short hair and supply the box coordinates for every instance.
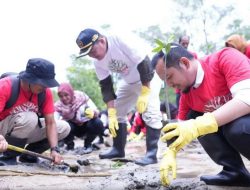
[151,50,164,69]
[164,43,194,68]
[178,35,190,43]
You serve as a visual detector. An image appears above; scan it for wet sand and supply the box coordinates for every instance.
[0,137,249,190]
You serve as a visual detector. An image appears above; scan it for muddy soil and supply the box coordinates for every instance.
[0,137,249,190]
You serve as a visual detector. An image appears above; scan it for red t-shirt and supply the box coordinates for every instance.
[0,77,55,120]
[245,43,250,59]
[130,112,146,134]
[178,48,250,120]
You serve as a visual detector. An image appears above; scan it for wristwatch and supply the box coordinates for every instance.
[50,146,60,153]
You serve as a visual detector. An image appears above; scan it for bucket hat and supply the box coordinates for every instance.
[19,58,59,87]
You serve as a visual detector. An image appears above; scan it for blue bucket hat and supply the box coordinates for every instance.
[76,28,100,57]
[19,58,59,87]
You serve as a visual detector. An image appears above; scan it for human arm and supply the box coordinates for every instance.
[106,100,119,138]
[99,75,119,137]
[0,135,8,152]
[214,98,250,126]
[215,79,250,126]
[162,79,250,150]
[136,56,154,113]
[44,113,63,164]
[99,75,116,103]
[42,90,63,164]
[160,148,177,186]
[85,98,99,119]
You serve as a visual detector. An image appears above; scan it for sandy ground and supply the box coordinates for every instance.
[0,137,250,190]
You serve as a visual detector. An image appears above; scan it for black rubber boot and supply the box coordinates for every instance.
[0,136,27,166]
[19,139,50,163]
[99,123,127,159]
[187,110,250,187]
[134,126,161,166]
[199,132,250,187]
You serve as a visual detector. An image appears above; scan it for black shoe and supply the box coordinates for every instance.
[66,142,75,150]
[58,140,65,148]
[79,146,93,155]
[19,154,38,163]
[200,171,250,187]
[0,155,17,166]
[24,139,50,155]
[92,143,101,150]
[0,136,27,166]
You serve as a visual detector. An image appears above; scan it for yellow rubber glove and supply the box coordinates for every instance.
[108,108,119,138]
[133,132,144,141]
[85,108,95,119]
[160,148,177,186]
[127,132,137,142]
[136,86,151,114]
[161,113,218,152]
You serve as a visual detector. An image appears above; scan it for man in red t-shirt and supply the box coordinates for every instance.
[0,58,70,166]
[155,43,250,187]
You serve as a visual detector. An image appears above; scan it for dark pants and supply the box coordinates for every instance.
[188,110,250,160]
[188,110,250,186]
[64,117,104,147]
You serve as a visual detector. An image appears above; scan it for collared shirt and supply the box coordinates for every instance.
[193,61,204,89]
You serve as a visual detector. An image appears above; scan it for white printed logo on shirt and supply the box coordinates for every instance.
[108,59,129,75]
[204,93,232,112]
[10,102,38,115]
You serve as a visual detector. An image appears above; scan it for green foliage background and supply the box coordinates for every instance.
[66,55,105,110]
[65,55,177,110]
[62,0,250,111]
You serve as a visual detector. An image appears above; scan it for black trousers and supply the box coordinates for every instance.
[188,110,250,160]
[65,117,104,144]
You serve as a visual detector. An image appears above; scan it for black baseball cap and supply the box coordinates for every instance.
[76,28,100,57]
